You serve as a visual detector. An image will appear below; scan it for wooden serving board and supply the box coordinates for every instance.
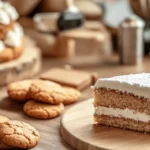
[60,98,150,150]
[0,36,41,86]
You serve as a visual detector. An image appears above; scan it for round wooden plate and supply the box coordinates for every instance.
[0,36,41,86]
[60,98,150,150]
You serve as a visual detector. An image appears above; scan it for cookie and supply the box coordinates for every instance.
[0,141,13,149]
[24,100,64,119]
[7,80,33,102]
[29,80,67,104]
[0,116,9,126]
[0,120,39,149]
[0,116,11,149]
[62,87,81,105]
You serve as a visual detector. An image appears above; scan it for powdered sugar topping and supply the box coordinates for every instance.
[94,73,150,99]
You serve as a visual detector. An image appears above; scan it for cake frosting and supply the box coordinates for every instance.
[0,1,18,25]
[94,73,150,99]
[95,106,150,122]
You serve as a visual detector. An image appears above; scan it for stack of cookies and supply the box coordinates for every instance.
[7,79,81,119]
[0,116,40,149]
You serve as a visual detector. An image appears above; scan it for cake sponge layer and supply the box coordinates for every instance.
[94,115,150,133]
[93,88,150,114]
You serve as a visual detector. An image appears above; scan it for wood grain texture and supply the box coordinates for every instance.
[0,36,41,86]
[61,99,150,150]
[0,55,149,150]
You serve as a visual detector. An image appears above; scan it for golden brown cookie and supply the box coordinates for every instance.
[24,100,64,119]
[0,120,40,149]
[7,80,33,102]
[0,141,13,149]
[29,80,67,104]
[62,87,81,105]
[0,116,9,126]
[0,117,10,149]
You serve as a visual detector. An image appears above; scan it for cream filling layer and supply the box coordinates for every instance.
[95,106,150,122]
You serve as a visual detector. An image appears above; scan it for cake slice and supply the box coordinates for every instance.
[93,73,150,132]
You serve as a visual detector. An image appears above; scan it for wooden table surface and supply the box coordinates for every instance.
[0,55,149,150]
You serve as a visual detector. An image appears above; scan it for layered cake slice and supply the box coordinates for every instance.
[93,73,150,132]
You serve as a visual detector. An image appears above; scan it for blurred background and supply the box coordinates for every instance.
[3,0,150,67]
[0,1,149,149]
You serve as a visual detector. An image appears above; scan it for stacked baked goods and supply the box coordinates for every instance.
[93,73,150,133]
[0,0,24,63]
[7,79,81,119]
[0,116,40,149]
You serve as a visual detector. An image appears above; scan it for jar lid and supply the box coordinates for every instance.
[120,15,145,28]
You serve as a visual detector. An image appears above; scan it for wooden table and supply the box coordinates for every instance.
[0,55,149,150]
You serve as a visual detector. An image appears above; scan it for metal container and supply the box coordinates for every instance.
[119,16,145,65]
